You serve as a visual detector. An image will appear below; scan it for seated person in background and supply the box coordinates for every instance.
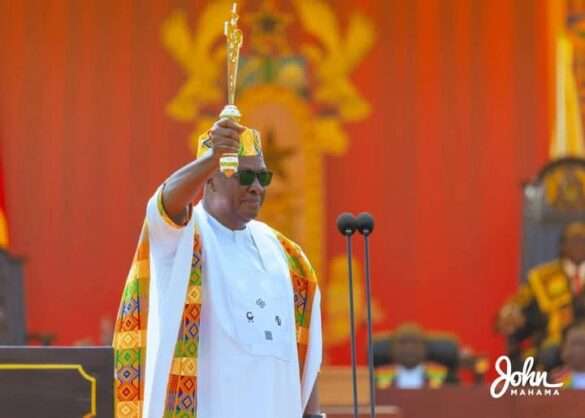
[497,222,585,369]
[375,323,447,389]
[553,322,585,389]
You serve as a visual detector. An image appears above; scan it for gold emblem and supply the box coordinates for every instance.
[544,164,585,210]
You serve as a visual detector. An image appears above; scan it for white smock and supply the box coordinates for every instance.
[142,187,322,418]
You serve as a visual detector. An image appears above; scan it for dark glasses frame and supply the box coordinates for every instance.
[235,169,273,187]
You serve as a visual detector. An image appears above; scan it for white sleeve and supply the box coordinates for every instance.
[146,184,193,259]
[302,287,323,409]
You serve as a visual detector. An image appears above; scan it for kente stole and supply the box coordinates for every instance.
[113,221,318,418]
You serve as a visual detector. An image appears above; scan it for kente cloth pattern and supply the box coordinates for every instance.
[113,221,317,418]
[375,363,448,389]
[552,367,573,388]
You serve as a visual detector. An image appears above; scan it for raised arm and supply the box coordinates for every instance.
[162,118,244,225]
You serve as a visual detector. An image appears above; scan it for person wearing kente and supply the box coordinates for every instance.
[112,118,323,418]
[375,323,447,389]
[112,3,323,417]
[497,222,585,369]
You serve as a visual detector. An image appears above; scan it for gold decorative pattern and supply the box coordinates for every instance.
[224,3,243,107]
[528,261,574,344]
[544,164,585,210]
[293,0,375,122]
[171,357,198,377]
[0,363,97,418]
[113,330,145,349]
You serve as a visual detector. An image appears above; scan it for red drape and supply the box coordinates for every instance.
[0,143,9,248]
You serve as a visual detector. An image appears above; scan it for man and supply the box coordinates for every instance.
[113,119,323,418]
[497,222,585,369]
[375,323,447,389]
[553,322,585,389]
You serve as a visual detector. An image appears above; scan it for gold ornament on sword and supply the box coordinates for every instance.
[219,2,243,176]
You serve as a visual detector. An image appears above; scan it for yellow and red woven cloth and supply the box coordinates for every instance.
[113,218,318,418]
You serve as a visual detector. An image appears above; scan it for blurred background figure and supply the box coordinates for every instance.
[375,323,447,389]
[552,322,585,388]
[373,322,489,388]
[492,0,585,373]
[497,222,585,370]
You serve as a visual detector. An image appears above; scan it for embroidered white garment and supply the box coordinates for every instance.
[395,365,425,389]
[196,204,303,418]
[142,186,321,418]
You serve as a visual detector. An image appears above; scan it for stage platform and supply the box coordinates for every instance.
[1,352,583,418]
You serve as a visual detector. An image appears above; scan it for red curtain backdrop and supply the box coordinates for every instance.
[0,143,9,248]
[0,0,551,366]
[325,0,552,364]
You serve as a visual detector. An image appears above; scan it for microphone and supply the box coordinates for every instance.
[336,212,359,418]
[337,212,357,236]
[356,212,376,418]
[356,212,374,236]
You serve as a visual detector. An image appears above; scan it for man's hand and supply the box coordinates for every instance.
[208,118,245,161]
[160,118,245,225]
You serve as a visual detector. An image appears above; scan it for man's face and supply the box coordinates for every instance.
[391,333,427,369]
[563,234,585,264]
[562,327,585,372]
[212,155,268,224]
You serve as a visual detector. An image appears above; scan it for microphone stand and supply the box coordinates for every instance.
[357,213,376,418]
[336,213,359,418]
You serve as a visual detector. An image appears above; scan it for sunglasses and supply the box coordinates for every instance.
[235,170,273,187]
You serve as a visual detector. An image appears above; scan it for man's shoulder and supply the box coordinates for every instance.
[248,220,302,251]
[375,365,398,389]
[528,259,563,278]
[249,220,316,280]
[527,259,567,292]
[424,362,448,378]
